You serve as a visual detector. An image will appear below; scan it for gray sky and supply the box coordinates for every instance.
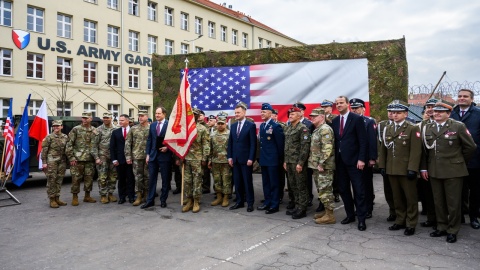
[228,0,480,87]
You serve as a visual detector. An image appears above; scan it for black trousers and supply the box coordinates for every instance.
[116,163,135,200]
[336,159,367,221]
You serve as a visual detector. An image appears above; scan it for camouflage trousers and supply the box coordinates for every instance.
[212,163,232,195]
[286,163,308,211]
[70,161,95,194]
[96,157,118,195]
[313,169,335,210]
[45,160,66,198]
[184,160,203,199]
[133,159,149,193]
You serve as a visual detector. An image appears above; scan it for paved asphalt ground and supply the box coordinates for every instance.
[1,172,479,270]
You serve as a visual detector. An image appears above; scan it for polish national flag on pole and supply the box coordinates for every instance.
[28,99,49,169]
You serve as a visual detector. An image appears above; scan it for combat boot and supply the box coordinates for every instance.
[49,197,59,208]
[222,194,230,207]
[100,195,109,204]
[182,198,193,212]
[108,193,117,202]
[133,192,143,206]
[83,191,97,203]
[55,196,67,206]
[72,194,79,206]
[315,209,336,224]
[192,198,201,213]
[313,210,326,220]
[211,192,223,206]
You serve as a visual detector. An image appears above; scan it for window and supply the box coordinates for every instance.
[164,7,173,26]
[107,26,119,48]
[180,43,188,54]
[27,53,43,79]
[1,98,10,117]
[147,2,156,21]
[107,65,119,86]
[83,61,96,84]
[129,31,139,52]
[195,47,203,53]
[84,20,97,43]
[107,0,118,10]
[27,6,44,32]
[57,101,72,116]
[57,14,72,38]
[208,21,215,38]
[266,40,271,48]
[220,26,227,42]
[275,43,281,48]
[29,100,42,115]
[84,0,97,3]
[128,68,139,88]
[0,48,12,76]
[1,0,13,27]
[232,29,238,45]
[84,103,97,117]
[57,57,72,81]
[180,12,188,30]
[108,104,119,117]
[195,17,202,35]
[129,108,134,118]
[148,35,157,54]
[258,38,263,49]
[242,33,248,48]
[128,0,139,16]
[165,39,173,55]
[147,70,153,90]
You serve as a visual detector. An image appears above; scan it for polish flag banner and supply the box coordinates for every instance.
[28,99,49,169]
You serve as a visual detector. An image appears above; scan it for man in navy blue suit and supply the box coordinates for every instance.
[332,96,368,231]
[142,107,173,209]
[258,103,285,214]
[227,102,257,212]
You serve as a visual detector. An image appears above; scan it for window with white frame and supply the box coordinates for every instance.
[232,29,238,45]
[108,104,119,117]
[129,0,139,16]
[27,6,44,32]
[148,35,157,54]
[147,2,156,21]
[84,0,97,4]
[84,102,97,117]
[220,26,227,42]
[83,61,96,84]
[57,57,72,81]
[107,26,119,48]
[1,98,10,117]
[128,68,139,88]
[0,48,12,76]
[164,7,173,26]
[208,21,215,38]
[258,38,263,49]
[147,70,153,90]
[195,47,203,53]
[129,108,134,118]
[84,20,96,43]
[266,40,271,48]
[180,43,188,54]
[242,33,248,48]
[27,53,43,79]
[0,0,12,27]
[195,17,202,35]
[180,12,188,30]
[165,39,173,55]
[57,14,72,38]
[107,0,118,10]
[107,65,119,86]
[57,101,72,116]
[129,31,139,52]
[29,100,42,115]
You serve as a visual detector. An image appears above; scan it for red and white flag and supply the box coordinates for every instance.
[28,99,49,169]
[164,68,197,159]
[2,98,15,176]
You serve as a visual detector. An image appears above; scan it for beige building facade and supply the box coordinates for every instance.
[0,0,303,119]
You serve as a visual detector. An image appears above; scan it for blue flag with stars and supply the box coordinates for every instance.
[12,94,31,187]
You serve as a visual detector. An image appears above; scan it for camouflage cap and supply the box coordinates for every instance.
[236,101,248,110]
[192,108,201,115]
[52,120,63,126]
[217,111,228,118]
[82,111,92,118]
[309,108,326,116]
[103,112,113,118]
[138,110,148,115]
[217,116,227,124]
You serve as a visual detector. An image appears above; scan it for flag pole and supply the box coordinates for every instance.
[180,162,185,205]
[0,141,7,187]
[104,82,140,110]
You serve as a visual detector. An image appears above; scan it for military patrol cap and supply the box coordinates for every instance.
[293,101,306,111]
[433,101,453,111]
[217,116,227,124]
[138,110,148,115]
[102,112,113,118]
[309,108,326,116]
[217,111,228,118]
[388,100,409,111]
[192,108,201,115]
[52,120,63,126]
[208,115,216,120]
[321,99,334,107]
[82,111,92,118]
[261,103,273,111]
[236,101,248,110]
[349,98,365,108]
[425,98,438,106]
[288,106,302,113]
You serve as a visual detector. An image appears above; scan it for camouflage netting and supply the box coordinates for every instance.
[152,37,408,121]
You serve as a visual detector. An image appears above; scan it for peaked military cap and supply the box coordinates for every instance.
[320,99,334,107]
[82,111,92,118]
[388,100,409,111]
[52,120,63,126]
[433,100,454,111]
[425,98,438,106]
[349,98,365,108]
[288,106,302,113]
[272,109,278,115]
[309,108,326,116]
[208,115,216,120]
[293,101,306,111]
[261,103,273,111]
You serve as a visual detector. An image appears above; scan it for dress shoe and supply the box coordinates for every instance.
[141,201,154,209]
[429,230,448,237]
[247,205,254,212]
[365,212,373,219]
[257,204,269,211]
[286,201,295,210]
[388,224,406,231]
[286,208,297,216]
[118,198,126,204]
[160,202,167,208]
[461,215,465,224]
[446,233,457,243]
[358,221,366,231]
[334,194,340,202]
[404,227,415,236]
[470,217,480,229]
[128,198,135,204]
[265,207,279,214]
[340,217,356,224]
[260,199,265,203]
[420,220,437,227]
[307,198,313,207]
[229,203,244,210]
[386,214,396,222]
[316,203,325,213]
[292,210,306,219]
[172,188,181,195]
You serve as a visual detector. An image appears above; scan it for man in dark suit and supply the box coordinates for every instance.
[332,96,368,231]
[142,107,173,209]
[110,114,135,204]
[227,102,257,212]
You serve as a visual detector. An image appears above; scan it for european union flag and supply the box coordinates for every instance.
[12,94,31,187]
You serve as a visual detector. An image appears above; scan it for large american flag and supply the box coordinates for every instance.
[186,59,369,126]
[2,98,14,176]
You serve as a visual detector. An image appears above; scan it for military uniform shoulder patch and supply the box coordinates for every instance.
[466,129,471,136]
[416,132,420,138]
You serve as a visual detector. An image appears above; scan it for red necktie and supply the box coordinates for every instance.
[123,128,127,139]
[340,116,344,137]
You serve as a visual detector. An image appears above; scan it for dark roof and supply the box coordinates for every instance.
[408,104,423,122]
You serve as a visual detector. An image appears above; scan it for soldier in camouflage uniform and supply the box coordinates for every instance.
[209,116,231,207]
[42,120,68,208]
[92,112,118,204]
[66,112,99,206]
[180,108,210,213]
[125,110,150,206]
[308,108,336,224]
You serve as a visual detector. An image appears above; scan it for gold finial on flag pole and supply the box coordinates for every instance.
[184,58,189,69]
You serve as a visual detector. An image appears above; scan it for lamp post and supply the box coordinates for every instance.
[184,34,203,53]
